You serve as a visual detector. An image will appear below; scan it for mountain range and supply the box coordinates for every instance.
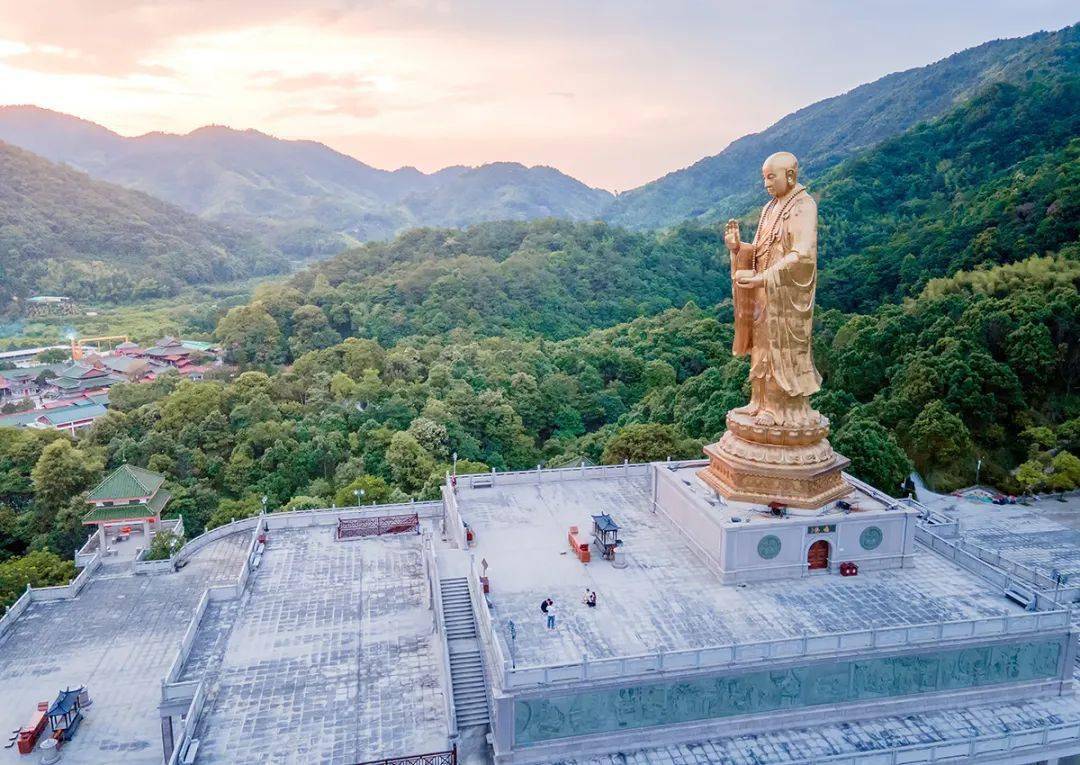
[0,107,613,256]
[0,140,283,308]
[603,23,1080,228]
[0,21,1075,310]
[2,23,1075,252]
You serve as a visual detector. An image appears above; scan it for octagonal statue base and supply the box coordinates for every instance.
[697,411,853,508]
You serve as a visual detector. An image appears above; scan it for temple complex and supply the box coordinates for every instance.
[0,155,1076,765]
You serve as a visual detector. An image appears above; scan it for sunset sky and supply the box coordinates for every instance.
[0,1,1076,190]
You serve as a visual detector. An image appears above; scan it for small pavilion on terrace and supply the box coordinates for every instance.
[82,464,172,542]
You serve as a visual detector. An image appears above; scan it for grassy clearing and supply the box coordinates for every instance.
[0,275,285,349]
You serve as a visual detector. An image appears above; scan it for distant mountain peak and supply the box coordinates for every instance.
[603,21,1080,229]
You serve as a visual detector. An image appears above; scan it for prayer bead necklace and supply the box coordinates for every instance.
[752,187,805,272]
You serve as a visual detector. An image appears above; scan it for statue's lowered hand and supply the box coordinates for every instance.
[735,270,762,288]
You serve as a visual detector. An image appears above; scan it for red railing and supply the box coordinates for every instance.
[356,745,456,765]
[337,513,420,540]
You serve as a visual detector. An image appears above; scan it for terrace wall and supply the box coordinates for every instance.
[489,617,1076,763]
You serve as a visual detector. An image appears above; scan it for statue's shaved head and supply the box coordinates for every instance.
[762,151,798,178]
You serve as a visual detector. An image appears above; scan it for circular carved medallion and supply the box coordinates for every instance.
[757,534,782,559]
[860,526,883,551]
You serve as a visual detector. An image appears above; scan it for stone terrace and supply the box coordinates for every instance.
[456,476,1030,668]
[0,532,251,765]
[554,692,1080,765]
[924,490,1080,580]
[191,527,450,765]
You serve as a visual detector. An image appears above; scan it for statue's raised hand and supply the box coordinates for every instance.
[724,219,741,254]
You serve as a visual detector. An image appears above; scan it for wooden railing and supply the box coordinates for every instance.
[356,745,456,765]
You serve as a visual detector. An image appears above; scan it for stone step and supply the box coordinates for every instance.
[457,715,490,726]
[455,701,488,713]
[457,704,488,712]
[452,671,485,683]
[454,687,487,698]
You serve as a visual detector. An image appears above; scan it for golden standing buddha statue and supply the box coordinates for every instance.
[698,152,851,507]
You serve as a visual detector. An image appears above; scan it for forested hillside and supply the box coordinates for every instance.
[2,253,1076,607]
[814,76,1080,311]
[277,220,729,345]
[2,22,1079,605]
[0,141,284,308]
[604,23,1079,229]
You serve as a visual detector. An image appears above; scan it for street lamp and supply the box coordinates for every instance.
[354,488,365,507]
[452,452,458,477]
[261,495,267,514]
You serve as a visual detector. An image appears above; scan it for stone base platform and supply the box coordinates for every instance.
[698,410,853,508]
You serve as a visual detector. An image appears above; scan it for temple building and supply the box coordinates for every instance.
[46,362,125,400]
[82,463,172,541]
[0,399,107,434]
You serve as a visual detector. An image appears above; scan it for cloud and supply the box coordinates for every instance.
[3,47,175,77]
[250,70,378,93]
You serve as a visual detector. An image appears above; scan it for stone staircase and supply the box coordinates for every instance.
[439,577,491,728]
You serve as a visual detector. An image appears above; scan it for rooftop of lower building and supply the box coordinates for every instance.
[0,532,251,765]
[188,527,450,764]
[454,469,1031,670]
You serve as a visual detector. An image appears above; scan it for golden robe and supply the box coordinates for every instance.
[733,185,822,399]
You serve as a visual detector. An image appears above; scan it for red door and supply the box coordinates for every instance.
[807,540,830,571]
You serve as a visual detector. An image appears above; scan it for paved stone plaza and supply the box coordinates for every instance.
[190,528,450,765]
[0,532,251,765]
[923,489,1080,580]
[457,476,1031,668]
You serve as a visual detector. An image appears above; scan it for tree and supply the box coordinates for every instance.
[288,305,341,358]
[333,475,396,507]
[282,495,325,512]
[1014,459,1047,493]
[1049,451,1080,491]
[832,417,912,494]
[205,495,263,531]
[35,348,69,364]
[386,432,436,494]
[0,550,75,610]
[601,423,698,464]
[216,303,284,367]
[158,381,224,433]
[144,529,185,561]
[30,440,101,526]
[907,400,975,489]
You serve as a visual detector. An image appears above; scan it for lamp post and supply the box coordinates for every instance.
[452,452,458,477]
[261,495,267,514]
[354,488,365,507]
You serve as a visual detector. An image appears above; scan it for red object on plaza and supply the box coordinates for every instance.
[16,702,49,754]
[567,526,591,563]
[839,561,859,576]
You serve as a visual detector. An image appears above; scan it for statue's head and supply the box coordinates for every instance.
[762,152,798,198]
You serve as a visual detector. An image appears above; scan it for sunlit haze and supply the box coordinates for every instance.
[0,0,1076,190]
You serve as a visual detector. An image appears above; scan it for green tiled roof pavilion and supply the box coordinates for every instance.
[87,464,166,502]
[83,464,170,525]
